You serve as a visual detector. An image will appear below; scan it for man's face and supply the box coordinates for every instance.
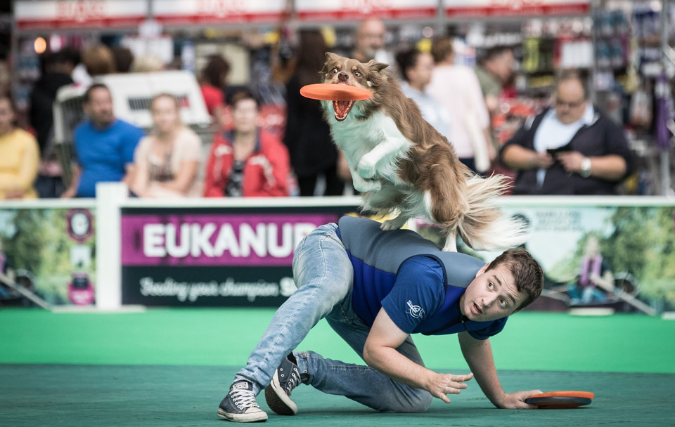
[356,19,386,60]
[490,50,514,83]
[84,88,114,126]
[460,263,527,322]
[232,99,259,134]
[555,79,587,125]
[408,53,434,88]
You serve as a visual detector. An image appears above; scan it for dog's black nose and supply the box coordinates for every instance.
[338,72,349,82]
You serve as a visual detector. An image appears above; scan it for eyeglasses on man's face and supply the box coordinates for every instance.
[555,97,586,109]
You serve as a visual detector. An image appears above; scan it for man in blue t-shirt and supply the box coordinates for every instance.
[218,217,545,423]
[62,83,144,198]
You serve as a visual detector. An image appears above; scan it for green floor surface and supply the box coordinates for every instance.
[1,364,674,427]
[1,309,674,373]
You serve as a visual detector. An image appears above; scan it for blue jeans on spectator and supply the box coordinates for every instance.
[569,284,607,304]
[35,174,66,198]
[233,223,433,413]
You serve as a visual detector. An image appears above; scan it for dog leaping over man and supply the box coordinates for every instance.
[320,52,525,252]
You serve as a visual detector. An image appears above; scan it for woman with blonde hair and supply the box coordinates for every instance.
[131,93,202,198]
[131,55,164,73]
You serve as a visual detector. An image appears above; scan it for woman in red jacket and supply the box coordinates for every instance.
[204,90,290,197]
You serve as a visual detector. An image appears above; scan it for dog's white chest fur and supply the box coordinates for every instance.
[323,101,413,190]
[328,110,396,153]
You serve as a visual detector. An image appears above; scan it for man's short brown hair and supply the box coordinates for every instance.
[231,89,261,110]
[479,45,513,66]
[83,44,115,76]
[83,83,110,104]
[431,37,454,64]
[487,248,543,310]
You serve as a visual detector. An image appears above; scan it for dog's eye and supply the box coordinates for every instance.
[331,68,338,74]
[354,71,362,77]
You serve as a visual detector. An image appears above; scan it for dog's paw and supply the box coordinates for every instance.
[355,178,382,193]
[381,217,408,230]
[357,157,377,179]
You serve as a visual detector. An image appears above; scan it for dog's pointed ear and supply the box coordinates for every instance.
[321,52,341,74]
[325,52,341,62]
[367,60,389,73]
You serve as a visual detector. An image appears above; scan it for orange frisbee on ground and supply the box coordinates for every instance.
[525,391,595,409]
[300,84,372,101]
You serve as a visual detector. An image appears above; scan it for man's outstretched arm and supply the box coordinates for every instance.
[458,331,541,409]
[364,308,474,403]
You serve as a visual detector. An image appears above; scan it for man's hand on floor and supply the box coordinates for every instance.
[425,371,474,403]
[496,390,543,409]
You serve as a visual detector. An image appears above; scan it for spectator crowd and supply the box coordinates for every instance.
[0,17,635,201]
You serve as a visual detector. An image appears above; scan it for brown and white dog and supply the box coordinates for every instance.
[319,52,526,251]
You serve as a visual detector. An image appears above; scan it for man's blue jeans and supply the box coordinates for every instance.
[233,223,433,413]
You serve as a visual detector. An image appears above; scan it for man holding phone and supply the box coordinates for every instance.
[499,70,635,195]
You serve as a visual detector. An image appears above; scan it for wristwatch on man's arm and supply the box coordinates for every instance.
[580,157,592,177]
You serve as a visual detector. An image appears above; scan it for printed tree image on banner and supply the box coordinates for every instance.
[0,208,96,306]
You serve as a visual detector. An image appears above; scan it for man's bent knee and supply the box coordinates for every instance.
[405,391,433,413]
[378,390,432,413]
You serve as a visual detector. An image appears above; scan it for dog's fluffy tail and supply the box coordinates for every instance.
[454,174,529,251]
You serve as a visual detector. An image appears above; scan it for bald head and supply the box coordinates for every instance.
[355,18,386,62]
[555,74,588,124]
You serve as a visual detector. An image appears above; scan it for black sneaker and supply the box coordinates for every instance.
[218,380,268,423]
[264,353,304,416]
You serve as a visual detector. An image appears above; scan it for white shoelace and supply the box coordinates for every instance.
[231,389,260,411]
[284,370,301,395]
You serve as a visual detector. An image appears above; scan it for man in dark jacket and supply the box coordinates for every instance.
[500,70,635,195]
[30,49,77,198]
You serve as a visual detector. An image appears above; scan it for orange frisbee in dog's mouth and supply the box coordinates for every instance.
[300,84,372,121]
[300,83,372,101]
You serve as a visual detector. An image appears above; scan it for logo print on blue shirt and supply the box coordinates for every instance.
[407,300,425,319]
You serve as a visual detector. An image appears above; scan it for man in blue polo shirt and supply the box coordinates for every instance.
[218,216,545,422]
[62,83,144,198]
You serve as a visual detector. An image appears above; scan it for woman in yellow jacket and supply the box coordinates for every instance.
[0,94,39,200]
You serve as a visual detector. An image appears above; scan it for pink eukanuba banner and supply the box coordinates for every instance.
[121,213,339,266]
